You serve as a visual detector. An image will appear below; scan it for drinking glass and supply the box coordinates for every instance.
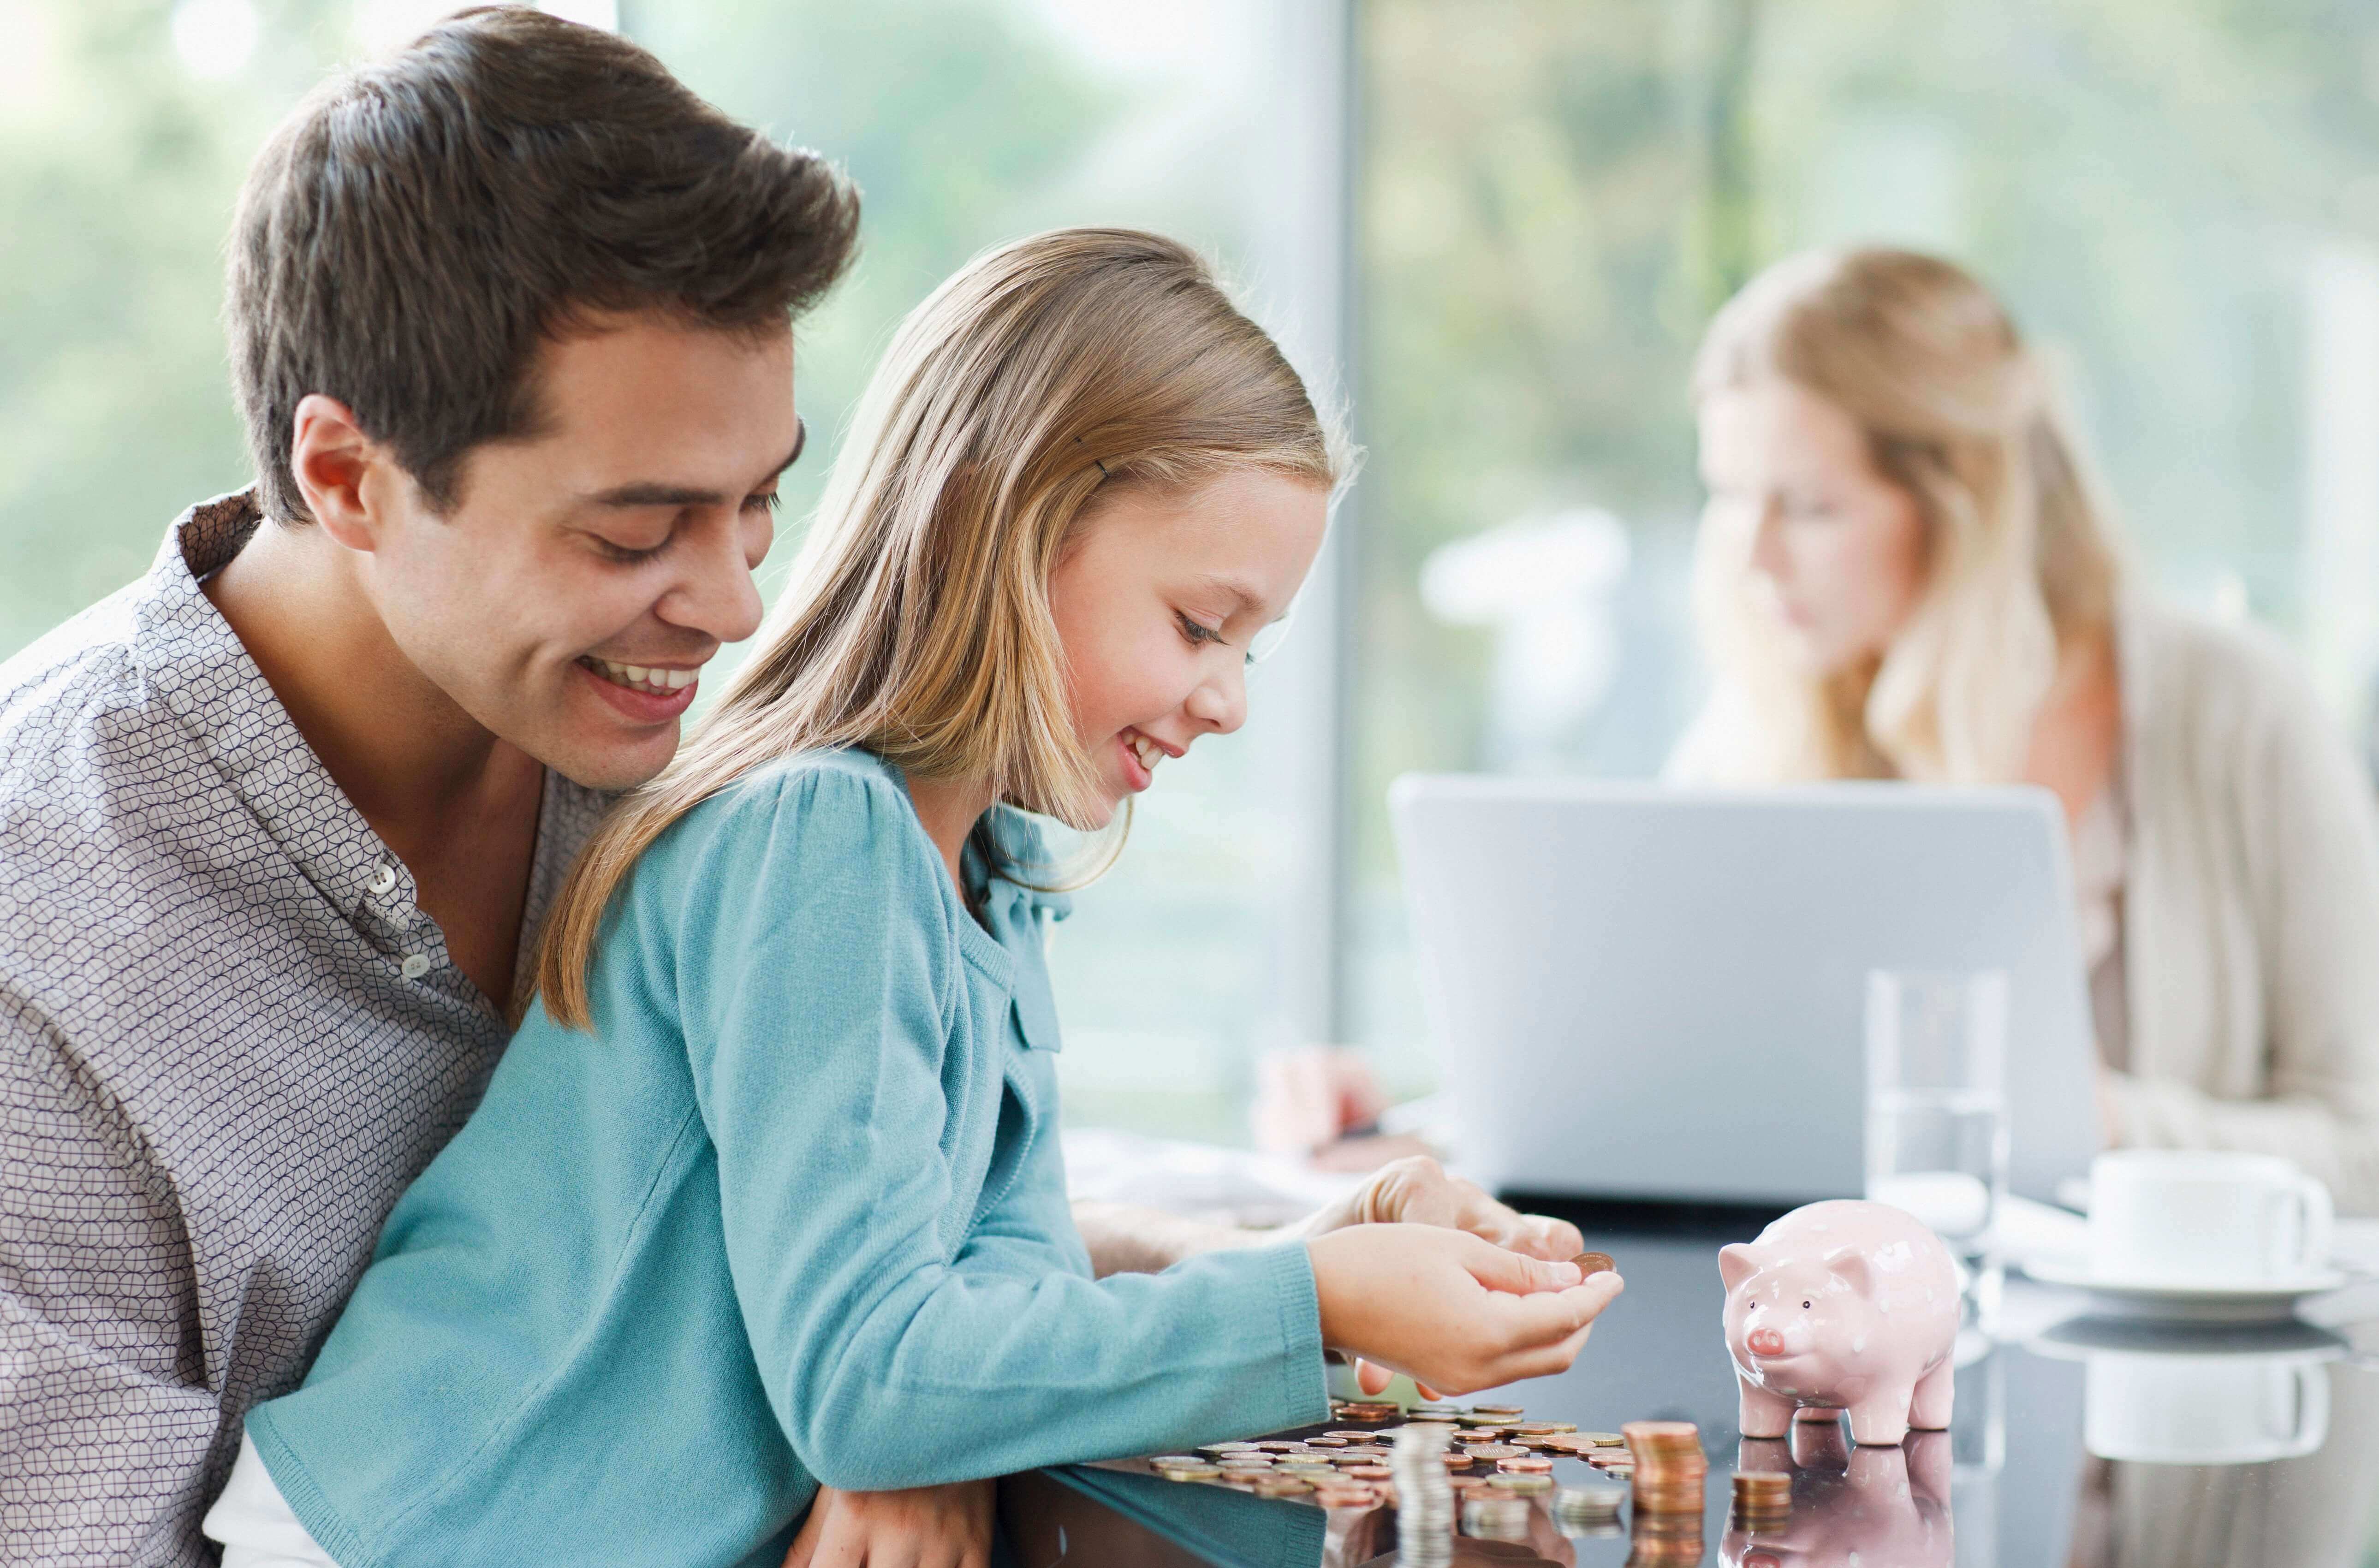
[1865,969,2010,1328]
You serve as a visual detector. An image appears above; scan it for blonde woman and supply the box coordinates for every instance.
[205,230,1621,1568]
[1675,245,2379,1213]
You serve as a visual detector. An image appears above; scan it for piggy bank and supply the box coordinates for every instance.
[1720,1431,1953,1568]
[1719,1199,1959,1446]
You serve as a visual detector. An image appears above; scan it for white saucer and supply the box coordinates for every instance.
[2023,1256,2350,1323]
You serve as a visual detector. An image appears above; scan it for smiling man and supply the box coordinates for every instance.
[0,9,855,1561]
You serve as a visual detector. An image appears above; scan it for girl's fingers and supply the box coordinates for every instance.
[1356,1357,1394,1395]
[1462,1238,1584,1295]
[1481,1274,1624,1347]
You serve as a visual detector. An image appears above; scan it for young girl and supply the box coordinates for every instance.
[208,229,1620,1567]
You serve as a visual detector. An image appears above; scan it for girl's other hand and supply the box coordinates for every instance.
[1302,1154,1585,1262]
[1307,1225,1624,1396]
[784,1480,993,1568]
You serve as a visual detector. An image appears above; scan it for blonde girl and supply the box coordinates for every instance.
[1676,245,2379,1212]
[209,229,1619,1568]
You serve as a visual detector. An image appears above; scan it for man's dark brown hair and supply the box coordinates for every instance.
[226,5,860,524]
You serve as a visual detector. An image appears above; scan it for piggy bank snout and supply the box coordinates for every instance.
[1747,1326,1788,1356]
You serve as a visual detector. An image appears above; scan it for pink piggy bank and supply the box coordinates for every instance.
[1719,1199,1959,1447]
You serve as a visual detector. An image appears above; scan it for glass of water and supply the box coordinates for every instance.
[1866,969,2010,1328]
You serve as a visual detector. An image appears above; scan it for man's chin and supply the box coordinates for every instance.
[530,719,684,795]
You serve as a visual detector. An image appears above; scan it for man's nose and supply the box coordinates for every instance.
[657,517,765,645]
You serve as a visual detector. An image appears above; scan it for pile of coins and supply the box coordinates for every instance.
[1620,1420,1707,1515]
[1731,1469,1791,1530]
[1150,1436,1394,1509]
[1390,1424,1456,1568]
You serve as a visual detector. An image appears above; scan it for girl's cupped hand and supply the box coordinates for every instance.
[1308,1224,1624,1396]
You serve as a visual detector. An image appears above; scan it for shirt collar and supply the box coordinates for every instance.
[129,488,421,934]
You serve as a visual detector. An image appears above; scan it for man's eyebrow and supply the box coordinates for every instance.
[579,434,808,511]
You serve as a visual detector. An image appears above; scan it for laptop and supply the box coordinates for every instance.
[1389,777,2099,1207]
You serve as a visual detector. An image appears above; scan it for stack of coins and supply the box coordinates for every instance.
[1459,1493,1533,1540]
[1390,1423,1457,1568]
[1620,1421,1707,1515]
[1731,1469,1791,1529]
[1553,1482,1626,1534]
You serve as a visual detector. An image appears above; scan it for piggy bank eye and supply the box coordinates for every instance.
[1802,1300,1812,1309]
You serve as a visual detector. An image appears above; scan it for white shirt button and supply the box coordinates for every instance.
[368,864,399,896]
[399,953,432,980]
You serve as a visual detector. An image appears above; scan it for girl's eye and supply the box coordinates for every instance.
[743,492,783,516]
[1176,611,1225,648]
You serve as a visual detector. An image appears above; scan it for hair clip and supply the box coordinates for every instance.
[1074,433,1109,480]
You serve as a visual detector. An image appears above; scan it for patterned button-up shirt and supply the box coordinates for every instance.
[0,492,607,1565]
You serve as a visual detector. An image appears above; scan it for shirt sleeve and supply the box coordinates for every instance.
[0,986,221,1550]
[660,766,1328,1491]
[2112,652,2379,1213]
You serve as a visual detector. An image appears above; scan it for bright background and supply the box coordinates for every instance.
[11,0,2379,1145]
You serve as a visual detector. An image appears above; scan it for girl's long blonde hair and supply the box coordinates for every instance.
[536,227,1346,1028]
[1679,247,2124,784]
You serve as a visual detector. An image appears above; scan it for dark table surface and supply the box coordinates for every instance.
[1004,1208,2379,1567]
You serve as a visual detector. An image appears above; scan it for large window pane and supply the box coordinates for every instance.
[1354,0,2379,1081]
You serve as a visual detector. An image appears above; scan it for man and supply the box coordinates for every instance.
[0,12,857,1560]
[0,8,1586,1563]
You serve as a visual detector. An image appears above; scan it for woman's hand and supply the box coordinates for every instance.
[1308,1224,1623,1396]
[784,1480,994,1568]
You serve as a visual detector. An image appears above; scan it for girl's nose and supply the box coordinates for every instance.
[1747,1327,1787,1357]
[1184,660,1245,736]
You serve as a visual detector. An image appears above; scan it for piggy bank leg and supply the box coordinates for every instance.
[1844,1388,1912,1447]
[1737,1375,1797,1440]
[1908,1357,1954,1431]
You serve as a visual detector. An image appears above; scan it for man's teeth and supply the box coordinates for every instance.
[586,657,697,695]
[1129,734,1162,771]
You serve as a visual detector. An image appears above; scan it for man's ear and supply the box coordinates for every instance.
[288,394,387,552]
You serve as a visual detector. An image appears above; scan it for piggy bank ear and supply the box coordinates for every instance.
[1718,1243,1762,1293]
[1823,1245,1874,1297]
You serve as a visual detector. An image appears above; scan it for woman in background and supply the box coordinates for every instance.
[1675,245,2379,1212]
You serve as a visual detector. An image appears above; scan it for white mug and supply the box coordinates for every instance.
[2084,1352,2331,1465]
[2088,1150,2333,1287]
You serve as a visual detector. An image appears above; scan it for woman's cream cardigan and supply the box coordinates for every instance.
[1673,595,2379,1213]
[2110,596,2379,1214]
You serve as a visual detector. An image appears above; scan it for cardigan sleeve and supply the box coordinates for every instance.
[2111,621,2379,1214]
[671,763,1329,1489]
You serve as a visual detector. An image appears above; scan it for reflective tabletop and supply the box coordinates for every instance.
[1003,1210,2379,1566]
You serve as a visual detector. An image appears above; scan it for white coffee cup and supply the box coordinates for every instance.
[2084,1351,2330,1465]
[2088,1150,2333,1287]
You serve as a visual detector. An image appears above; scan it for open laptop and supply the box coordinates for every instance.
[1389,777,2099,1207]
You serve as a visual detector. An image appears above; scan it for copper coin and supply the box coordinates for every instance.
[1499,1456,1555,1473]
[1573,1250,1616,1277]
